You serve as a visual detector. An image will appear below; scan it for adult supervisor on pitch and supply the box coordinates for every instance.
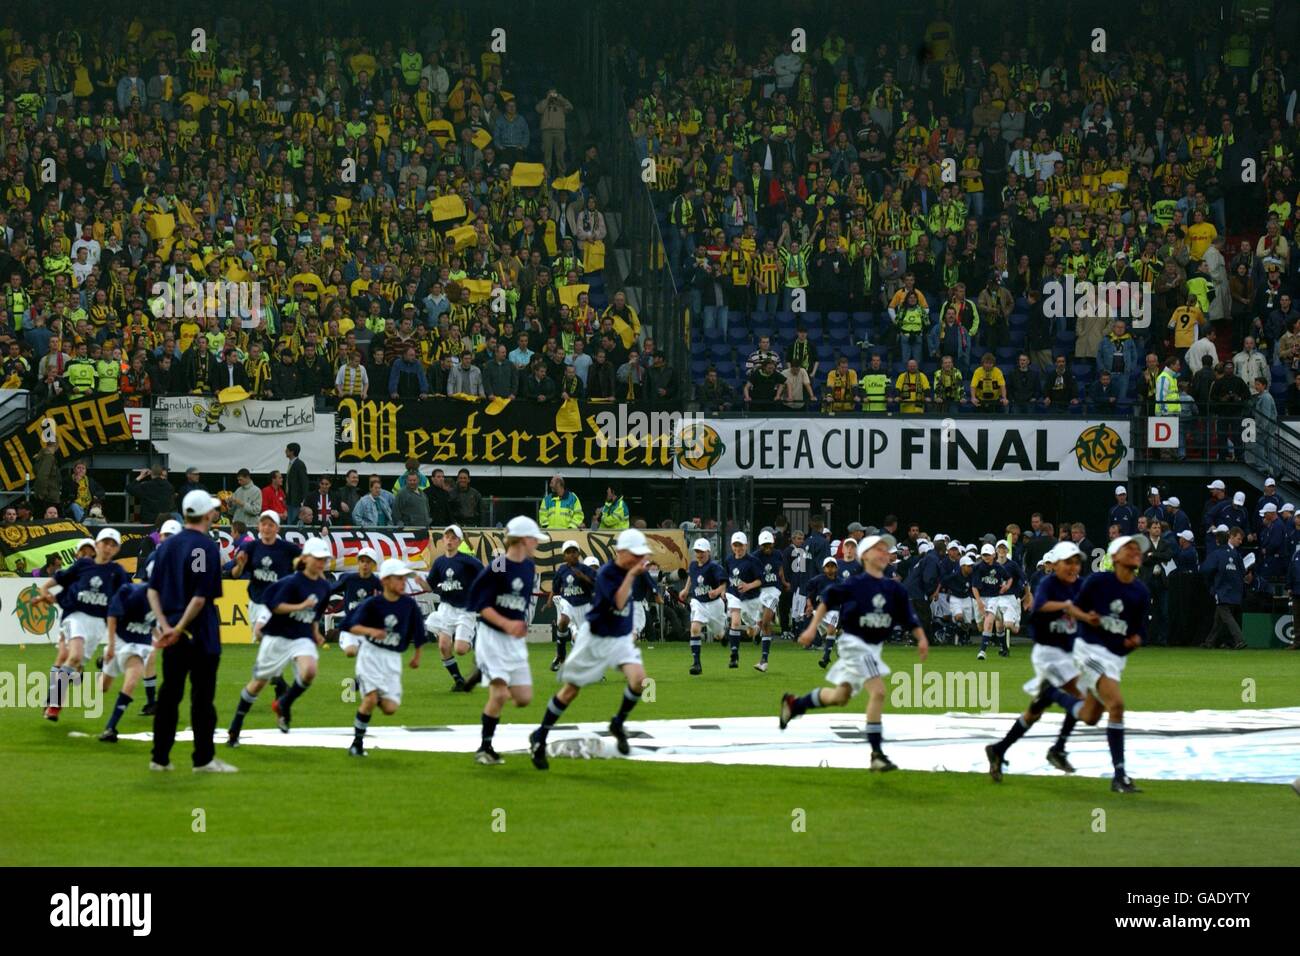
[147,489,234,772]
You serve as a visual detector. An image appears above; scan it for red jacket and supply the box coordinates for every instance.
[261,485,287,519]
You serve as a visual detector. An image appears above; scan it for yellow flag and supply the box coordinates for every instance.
[145,212,176,240]
[470,127,492,150]
[510,163,545,188]
[448,225,479,251]
[485,396,512,416]
[426,119,455,144]
[551,171,582,192]
[217,386,251,405]
[175,201,199,230]
[558,283,590,308]
[555,398,581,433]
[430,194,467,222]
[461,278,493,302]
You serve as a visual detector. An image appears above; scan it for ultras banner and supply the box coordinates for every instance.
[0,395,133,492]
[334,398,680,472]
[673,417,1131,482]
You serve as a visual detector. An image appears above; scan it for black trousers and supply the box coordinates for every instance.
[1203,604,1244,648]
[151,638,220,768]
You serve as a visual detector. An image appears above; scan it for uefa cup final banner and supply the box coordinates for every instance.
[674,417,1131,482]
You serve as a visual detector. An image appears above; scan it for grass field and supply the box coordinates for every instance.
[2,641,1298,866]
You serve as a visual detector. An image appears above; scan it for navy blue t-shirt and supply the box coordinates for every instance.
[822,573,919,644]
[725,552,763,599]
[468,554,536,626]
[148,528,224,653]
[1075,571,1150,656]
[688,559,727,602]
[239,536,302,602]
[1028,574,1083,650]
[586,561,636,638]
[835,558,858,583]
[345,592,427,653]
[971,559,1008,598]
[804,572,837,606]
[107,582,156,644]
[998,558,1026,595]
[259,571,332,641]
[333,571,380,615]
[783,546,811,593]
[428,552,484,609]
[56,558,130,620]
[553,563,595,607]
[943,568,974,598]
[756,547,784,588]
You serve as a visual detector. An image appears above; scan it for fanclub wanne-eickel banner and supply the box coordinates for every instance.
[0,395,134,492]
[673,417,1131,482]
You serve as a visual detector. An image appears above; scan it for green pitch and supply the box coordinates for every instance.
[2,643,1297,866]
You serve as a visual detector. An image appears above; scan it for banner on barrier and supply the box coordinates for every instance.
[459,529,688,593]
[151,396,316,436]
[673,417,1131,482]
[334,398,683,473]
[0,395,133,492]
[152,413,336,476]
[0,520,151,574]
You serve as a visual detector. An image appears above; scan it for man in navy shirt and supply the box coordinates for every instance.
[529,528,654,770]
[148,490,229,772]
[986,542,1098,781]
[679,538,727,675]
[1046,535,1151,793]
[781,534,929,772]
[1107,485,1138,535]
[1200,527,1250,649]
[903,539,941,632]
[426,525,485,690]
[345,560,428,757]
[469,515,545,765]
[97,582,158,743]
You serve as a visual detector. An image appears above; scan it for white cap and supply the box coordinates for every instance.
[1177,530,1195,541]
[959,555,975,567]
[841,536,857,550]
[160,519,182,537]
[561,539,581,553]
[1115,485,1127,495]
[822,555,839,567]
[356,546,382,564]
[1107,535,1151,557]
[918,540,934,554]
[996,540,1009,551]
[933,533,949,542]
[301,538,332,560]
[582,556,600,568]
[1164,497,1181,508]
[1051,542,1083,561]
[1214,523,1230,533]
[980,543,996,556]
[730,531,748,546]
[75,537,96,552]
[615,528,652,556]
[443,524,465,540]
[1207,479,1226,490]
[1265,477,1277,487]
[946,540,961,551]
[1260,503,1278,515]
[758,530,775,546]
[505,516,548,541]
[1283,502,1296,512]
[1233,491,1246,506]
[1149,486,1161,496]
[182,489,222,517]
[259,509,281,525]
[95,528,121,544]
[860,534,895,553]
[379,558,415,578]
[692,538,712,552]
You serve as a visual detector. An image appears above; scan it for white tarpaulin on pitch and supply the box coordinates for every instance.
[674,417,1131,481]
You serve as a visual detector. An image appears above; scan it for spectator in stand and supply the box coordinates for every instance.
[586,348,616,400]
[744,357,785,411]
[285,444,309,516]
[448,469,483,526]
[229,470,263,527]
[394,472,432,527]
[1007,353,1039,413]
[781,356,815,411]
[389,346,430,400]
[696,366,735,414]
[596,485,630,530]
[261,471,288,523]
[126,465,176,523]
[615,349,645,402]
[1043,354,1080,413]
[336,470,363,522]
[969,353,1007,411]
[1088,370,1121,413]
[520,360,559,403]
[353,475,395,527]
[482,344,518,399]
[1096,320,1138,402]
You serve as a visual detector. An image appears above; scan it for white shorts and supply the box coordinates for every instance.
[554,597,590,628]
[932,593,951,618]
[252,635,319,681]
[990,595,1022,626]
[689,598,726,638]
[947,597,976,622]
[759,587,781,611]
[559,625,643,688]
[821,609,840,634]
[725,593,761,630]
[633,600,647,635]
[103,641,153,678]
[825,634,890,695]
[475,622,531,687]
[65,612,108,659]
[425,602,477,645]
[355,639,403,705]
[248,601,268,637]
[791,591,808,620]
[339,631,361,651]
[1074,640,1126,697]
[1022,643,1081,696]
